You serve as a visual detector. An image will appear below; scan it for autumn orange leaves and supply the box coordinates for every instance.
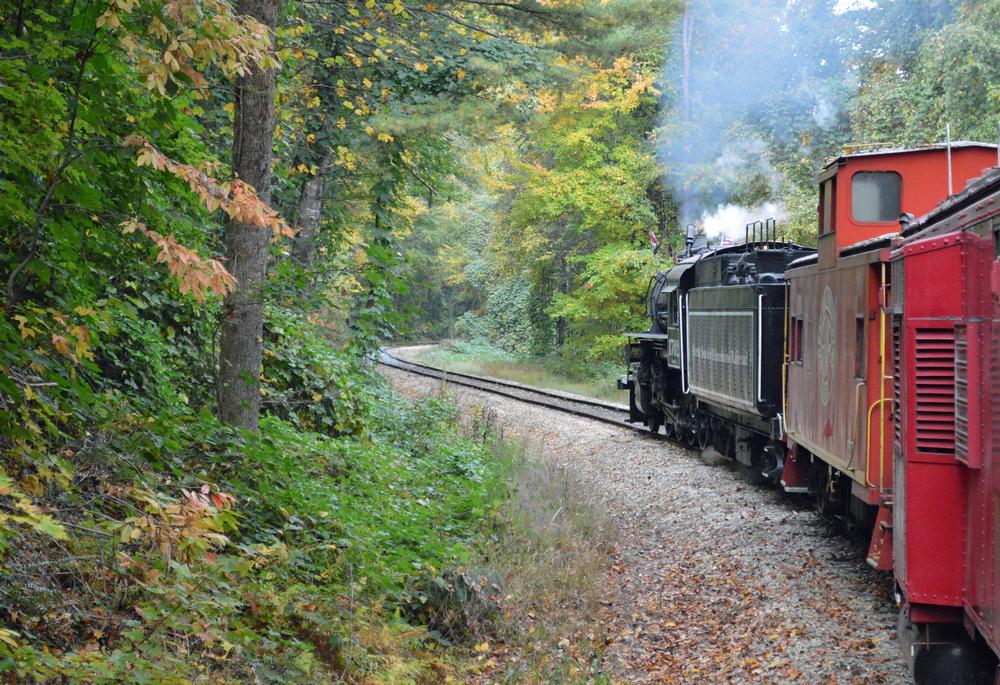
[121,135,294,301]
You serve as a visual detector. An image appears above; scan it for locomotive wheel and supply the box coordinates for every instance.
[694,426,710,450]
[647,412,662,435]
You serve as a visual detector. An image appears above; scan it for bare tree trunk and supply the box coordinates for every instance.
[218,0,281,430]
[291,151,333,267]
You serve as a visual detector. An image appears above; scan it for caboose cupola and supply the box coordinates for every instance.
[816,143,998,263]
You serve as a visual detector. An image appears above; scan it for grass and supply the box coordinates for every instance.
[457,405,619,684]
[410,341,626,404]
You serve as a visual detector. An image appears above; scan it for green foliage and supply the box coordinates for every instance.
[851,0,1000,145]
[549,243,659,361]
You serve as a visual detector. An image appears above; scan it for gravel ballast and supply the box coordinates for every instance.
[380,365,910,684]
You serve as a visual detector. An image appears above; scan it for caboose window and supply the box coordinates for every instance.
[789,317,803,362]
[820,179,836,233]
[852,172,901,223]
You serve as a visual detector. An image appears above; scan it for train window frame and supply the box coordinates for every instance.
[789,316,804,363]
[851,171,902,224]
[788,316,796,361]
[819,179,837,234]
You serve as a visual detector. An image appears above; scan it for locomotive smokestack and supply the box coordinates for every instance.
[685,223,696,256]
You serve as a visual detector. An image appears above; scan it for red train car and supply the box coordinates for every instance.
[891,166,1000,682]
[783,144,997,529]
[780,143,999,681]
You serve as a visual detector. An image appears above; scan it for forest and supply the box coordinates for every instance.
[1,0,998,682]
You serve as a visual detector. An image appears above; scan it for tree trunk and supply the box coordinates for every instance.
[218,0,281,431]
[291,151,333,267]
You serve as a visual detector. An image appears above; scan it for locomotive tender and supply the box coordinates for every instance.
[623,141,1000,683]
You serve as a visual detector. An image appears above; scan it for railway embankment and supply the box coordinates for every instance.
[381,363,911,684]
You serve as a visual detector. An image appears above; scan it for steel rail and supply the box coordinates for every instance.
[377,351,642,431]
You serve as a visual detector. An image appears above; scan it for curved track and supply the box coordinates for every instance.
[377,351,639,431]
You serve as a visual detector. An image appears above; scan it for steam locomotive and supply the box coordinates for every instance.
[622,142,1000,684]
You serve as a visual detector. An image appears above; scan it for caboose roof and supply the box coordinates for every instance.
[823,141,998,170]
[901,165,1000,238]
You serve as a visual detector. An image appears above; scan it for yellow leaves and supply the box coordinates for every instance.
[306,96,321,109]
[337,117,347,129]
[96,10,121,30]
[365,125,394,143]
[414,62,428,72]
[0,629,19,649]
[13,315,37,339]
[111,483,237,565]
[336,146,358,170]
[455,68,465,80]
[474,641,490,653]
[305,133,317,143]
[121,217,143,234]
[535,90,558,113]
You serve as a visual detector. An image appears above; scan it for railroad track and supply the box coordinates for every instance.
[377,351,639,431]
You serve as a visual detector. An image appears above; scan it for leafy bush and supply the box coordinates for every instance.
[1,299,511,683]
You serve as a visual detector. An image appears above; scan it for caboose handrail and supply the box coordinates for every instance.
[864,262,894,495]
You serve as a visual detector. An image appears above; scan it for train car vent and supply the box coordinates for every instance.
[913,328,956,455]
[954,325,968,458]
[892,317,902,455]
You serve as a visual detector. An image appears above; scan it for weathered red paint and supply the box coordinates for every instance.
[891,167,1000,661]
[786,145,997,613]
[866,505,893,571]
[824,145,999,252]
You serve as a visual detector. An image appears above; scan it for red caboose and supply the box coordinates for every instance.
[783,144,998,551]
[892,166,1000,682]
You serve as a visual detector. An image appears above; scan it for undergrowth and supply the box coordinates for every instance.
[468,422,620,684]
[0,299,513,683]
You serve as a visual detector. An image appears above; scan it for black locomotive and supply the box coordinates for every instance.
[621,222,814,476]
